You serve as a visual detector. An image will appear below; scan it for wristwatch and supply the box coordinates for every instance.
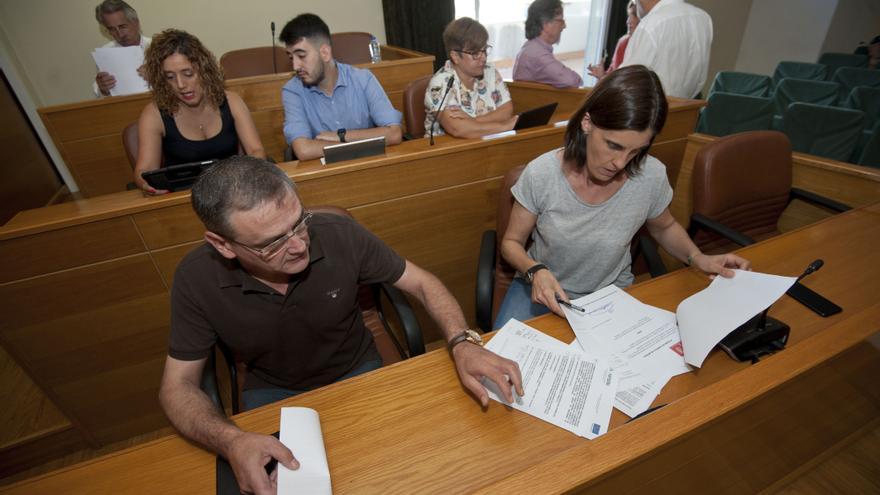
[447,329,483,351]
[337,128,347,143]
[525,263,548,283]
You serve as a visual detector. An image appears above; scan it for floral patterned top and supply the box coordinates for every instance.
[423,60,512,137]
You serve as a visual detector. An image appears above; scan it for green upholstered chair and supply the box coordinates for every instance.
[707,71,772,98]
[782,102,865,162]
[856,122,880,168]
[771,78,840,130]
[844,86,880,130]
[817,52,868,80]
[832,67,880,102]
[771,61,827,88]
[695,92,774,137]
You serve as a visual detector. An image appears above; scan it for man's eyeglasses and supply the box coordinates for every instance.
[231,211,312,261]
[455,45,492,59]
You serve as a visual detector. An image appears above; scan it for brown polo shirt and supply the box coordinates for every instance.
[169,213,406,391]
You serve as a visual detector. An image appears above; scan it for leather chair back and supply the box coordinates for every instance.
[403,75,431,138]
[220,46,290,79]
[331,32,372,65]
[692,131,792,252]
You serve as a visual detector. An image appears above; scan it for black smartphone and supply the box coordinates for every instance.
[786,282,842,317]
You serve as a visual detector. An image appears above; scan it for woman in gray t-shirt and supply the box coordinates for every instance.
[495,66,750,329]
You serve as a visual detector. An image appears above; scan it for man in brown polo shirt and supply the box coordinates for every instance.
[158,156,523,495]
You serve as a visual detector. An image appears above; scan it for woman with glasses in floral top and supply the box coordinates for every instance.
[423,17,519,139]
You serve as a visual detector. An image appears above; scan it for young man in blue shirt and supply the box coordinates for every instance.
[280,13,403,160]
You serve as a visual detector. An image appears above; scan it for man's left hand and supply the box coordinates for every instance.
[451,343,523,406]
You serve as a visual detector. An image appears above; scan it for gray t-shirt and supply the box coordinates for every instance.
[511,149,673,298]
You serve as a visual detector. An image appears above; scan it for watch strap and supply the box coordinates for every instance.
[337,128,347,142]
[525,263,548,283]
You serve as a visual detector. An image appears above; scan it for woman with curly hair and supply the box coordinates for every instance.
[134,29,265,194]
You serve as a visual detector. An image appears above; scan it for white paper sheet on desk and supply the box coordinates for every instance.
[676,269,797,368]
[91,46,148,96]
[277,407,332,495]
[484,319,618,439]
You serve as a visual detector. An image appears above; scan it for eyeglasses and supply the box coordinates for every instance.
[550,16,566,24]
[455,45,492,59]
[231,211,312,261]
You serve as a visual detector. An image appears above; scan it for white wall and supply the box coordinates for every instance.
[0,0,386,106]
[735,0,838,75]
[821,0,880,55]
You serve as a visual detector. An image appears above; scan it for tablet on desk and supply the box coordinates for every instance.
[323,136,386,165]
[513,102,558,131]
[140,160,217,192]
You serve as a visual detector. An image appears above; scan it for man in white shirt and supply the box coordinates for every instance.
[93,0,150,97]
[620,0,712,99]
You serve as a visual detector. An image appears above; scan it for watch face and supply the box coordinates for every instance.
[465,329,483,345]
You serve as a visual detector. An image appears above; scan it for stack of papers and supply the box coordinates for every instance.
[486,269,797,435]
[485,319,618,439]
[91,45,149,96]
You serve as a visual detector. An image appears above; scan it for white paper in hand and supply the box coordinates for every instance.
[91,45,148,96]
[277,407,332,495]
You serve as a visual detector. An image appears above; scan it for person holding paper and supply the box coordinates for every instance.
[424,17,519,138]
[587,0,639,79]
[280,14,403,161]
[133,29,266,194]
[495,65,749,328]
[158,156,523,494]
[93,0,150,97]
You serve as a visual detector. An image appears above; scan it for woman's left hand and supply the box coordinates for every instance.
[691,252,751,278]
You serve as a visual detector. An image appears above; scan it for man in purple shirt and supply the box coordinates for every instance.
[513,0,583,88]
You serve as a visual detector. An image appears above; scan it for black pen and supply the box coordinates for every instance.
[556,295,585,313]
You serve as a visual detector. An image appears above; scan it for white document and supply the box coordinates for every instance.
[485,319,618,439]
[277,407,332,495]
[481,129,516,140]
[91,45,149,96]
[676,269,797,367]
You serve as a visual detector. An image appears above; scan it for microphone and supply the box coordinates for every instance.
[429,75,455,146]
[270,22,277,74]
[796,259,823,282]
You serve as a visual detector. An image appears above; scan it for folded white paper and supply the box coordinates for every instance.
[277,407,332,495]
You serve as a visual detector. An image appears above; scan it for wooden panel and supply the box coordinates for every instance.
[39,97,147,142]
[151,242,202,287]
[0,255,170,446]
[250,108,287,160]
[0,216,144,283]
[133,204,204,250]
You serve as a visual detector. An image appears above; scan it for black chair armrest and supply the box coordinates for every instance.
[199,349,224,413]
[283,146,294,162]
[475,230,497,332]
[375,282,425,357]
[688,213,756,247]
[637,235,667,278]
[216,341,239,415]
[789,187,851,213]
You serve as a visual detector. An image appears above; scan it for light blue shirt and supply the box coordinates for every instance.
[282,62,402,144]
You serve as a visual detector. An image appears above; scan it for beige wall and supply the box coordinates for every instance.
[690,0,754,96]
[0,0,386,107]
[734,0,837,76]
[821,0,880,56]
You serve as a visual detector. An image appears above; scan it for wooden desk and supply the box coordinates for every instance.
[0,99,701,470]
[4,203,879,494]
[37,46,435,197]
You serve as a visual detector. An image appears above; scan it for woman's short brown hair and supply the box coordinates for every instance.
[144,29,225,114]
[563,65,668,176]
[442,17,489,58]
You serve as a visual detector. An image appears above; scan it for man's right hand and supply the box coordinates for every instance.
[227,431,299,495]
[96,71,116,96]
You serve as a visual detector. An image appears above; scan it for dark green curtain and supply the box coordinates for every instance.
[603,0,630,69]
[382,0,455,71]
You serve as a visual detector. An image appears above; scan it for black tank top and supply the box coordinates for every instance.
[161,99,239,166]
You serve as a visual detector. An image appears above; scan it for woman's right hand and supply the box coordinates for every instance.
[530,269,567,317]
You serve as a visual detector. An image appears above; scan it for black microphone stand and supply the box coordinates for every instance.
[271,22,277,74]
[429,76,455,146]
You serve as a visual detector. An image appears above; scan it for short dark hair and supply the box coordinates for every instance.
[442,17,488,57]
[563,65,668,176]
[525,0,562,40]
[191,156,298,239]
[95,0,138,24]
[279,13,331,47]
